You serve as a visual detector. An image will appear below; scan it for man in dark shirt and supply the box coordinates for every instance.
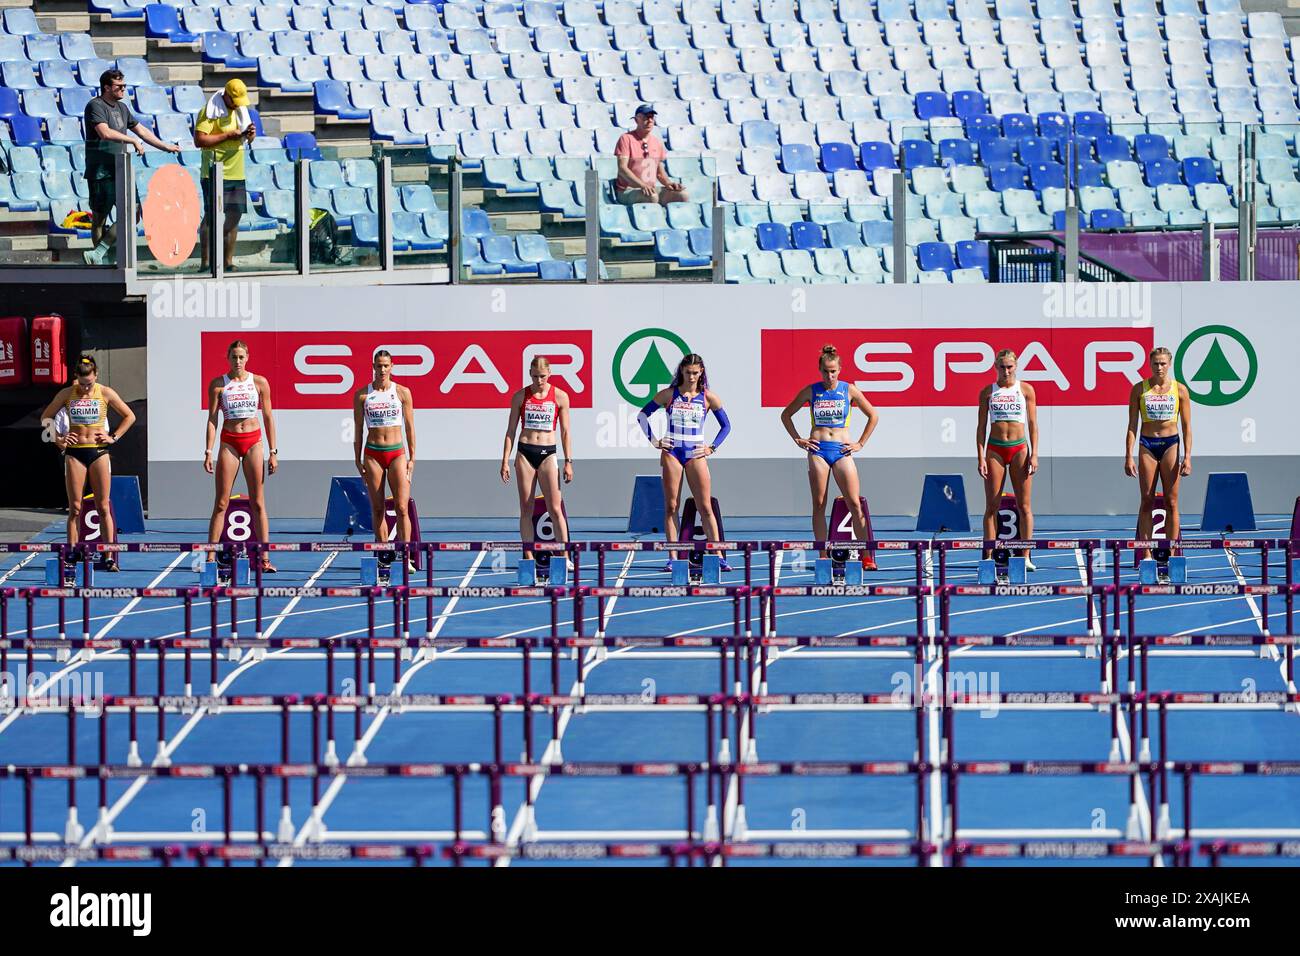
[83,68,180,265]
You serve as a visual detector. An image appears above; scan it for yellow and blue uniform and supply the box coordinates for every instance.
[1137,378,1180,460]
[63,383,111,466]
[809,380,852,465]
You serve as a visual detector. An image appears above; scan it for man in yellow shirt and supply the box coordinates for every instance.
[193,78,255,270]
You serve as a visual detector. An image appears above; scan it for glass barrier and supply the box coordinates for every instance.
[382,144,448,276]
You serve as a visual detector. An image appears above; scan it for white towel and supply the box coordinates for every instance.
[202,90,250,131]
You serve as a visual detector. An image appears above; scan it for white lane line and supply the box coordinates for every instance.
[922,546,944,867]
[68,552,339,862]
[498,550,636,867]
[285,551,487,859]
[0,552,191,738]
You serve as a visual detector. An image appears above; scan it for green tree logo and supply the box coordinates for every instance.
[1174,326,1257,407]
[612,328,691,406]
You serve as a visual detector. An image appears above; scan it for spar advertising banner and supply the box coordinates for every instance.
[146,280,1295,463]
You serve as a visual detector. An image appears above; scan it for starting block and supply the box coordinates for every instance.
[672,552,720,586]
[980,493,1028,584]
[1133,492,1169,569]
[200,552,249,587]
[360,551,398,586]
[1201,472,1255,533]
[518,495,569,585]
[828,496,876,572]
[916,474,971,533]
[979,548,1026,585]
[1139,547,1187,585]
[46,556,92,587]
[518,552,569,586]
[815,549,864,585]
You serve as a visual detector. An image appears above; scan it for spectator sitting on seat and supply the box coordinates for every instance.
[82,69,181,265]
[614,105,688,207]
[193,78,256,272]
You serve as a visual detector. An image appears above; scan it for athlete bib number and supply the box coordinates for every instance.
[220,498,254,543]
[997,494,1018,539]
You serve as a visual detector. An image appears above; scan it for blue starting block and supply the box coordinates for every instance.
[46,558,92,587]
[1201,472,1255,533]
[1139,551,1186,585]
[671,553,720,585]
[978,552,1027,585]
[916,474,971,533]
[518,554,569,586]
[200,557,249,587]
[360,553,404,586]
[815,554,864,585]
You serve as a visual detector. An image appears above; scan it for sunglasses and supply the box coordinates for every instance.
[641,142,649,158]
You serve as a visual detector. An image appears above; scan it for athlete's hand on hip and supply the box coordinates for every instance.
[795,437,817,452]
[500,462,510,484]
[841,441,862,454]
[977,457,989,479]
[1180,456,1192,477]
[654,437,672,451]
[1028,454,1038,476]
[1124,457,1138,478]
[563,461,573,483]
[690,445,711,459]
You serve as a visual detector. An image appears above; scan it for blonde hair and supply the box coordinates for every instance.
[818,344,839,370]
[1150,347,1172,361]
[530,356,551,371]
[996,349,1017,363]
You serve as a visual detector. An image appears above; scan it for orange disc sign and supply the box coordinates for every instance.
[141,165,202,267]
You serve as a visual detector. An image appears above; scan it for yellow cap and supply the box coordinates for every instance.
[224,78,250,108]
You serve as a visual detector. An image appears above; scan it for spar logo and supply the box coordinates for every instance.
[612,328,691,406]
[200,331,592,409]
[759,328,1155,406]
[1174,325,1257,407]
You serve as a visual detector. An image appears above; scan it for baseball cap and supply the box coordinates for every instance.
[634,104,656,118]
[224,78,250,108]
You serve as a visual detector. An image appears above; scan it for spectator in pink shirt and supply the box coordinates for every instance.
[614,105,689,206]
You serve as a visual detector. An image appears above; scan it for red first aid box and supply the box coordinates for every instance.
[0,315,29,388]
[31,314,66,385]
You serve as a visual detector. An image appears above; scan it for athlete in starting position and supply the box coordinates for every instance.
[41,355,135,571]
[1126,346,1192,556]
[353,350,416,570]
[638,353,732,572]
[976,348,1038,571]
[204,339,278,572]
[780,344,879,558]
[501,356,572,560]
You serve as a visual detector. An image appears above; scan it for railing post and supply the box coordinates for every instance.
[1201,220,1219,281]
[378,153,394,273]
[711,187,725,284]
[209,159,223,281]
[448,153,462,285]
[892,162,907,284]
[115,151,136,272]
[295,157,310,276]
[1064,136,1079,281]
[1237,138,1254,281]
[584,165,600,284]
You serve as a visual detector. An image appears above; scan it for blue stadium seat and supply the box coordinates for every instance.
[954,239,990,277]
[655,228,710,267]
[283,132,321,162]
[1181,157,1218,188]
[1133,133,1170,164]
[1029,162,1066,191]
[790,221,826,250]
[1090,208,1126,228]
[755,221,791,251]
[938,139,975,167]
[901,139,936,168]
[917,241,956,274]
[1144,158,1181,186]
[980,138,1015,165]
[1073,112,1109,139]
[858,141,897,172]
[819,142,857,173]
[1017,137,1053,165]
[145,4,197,43]
[989,163,1029,191]
[1095,134,1132,164]
[538,260,575,281]
[481,234,536,274]
[915,91,952,119]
